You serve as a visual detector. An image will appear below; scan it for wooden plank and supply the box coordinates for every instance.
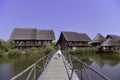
[38,52,79,80]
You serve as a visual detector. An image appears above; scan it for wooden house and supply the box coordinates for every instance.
[91,33,106,46]
[101,38,119,47]
[106,34,120,43]
[101,38,119,52]
[10,28,55,49]
[57,31,91,49]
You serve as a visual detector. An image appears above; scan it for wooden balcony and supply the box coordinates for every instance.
[15,44,43,47]
[68,43,90,47]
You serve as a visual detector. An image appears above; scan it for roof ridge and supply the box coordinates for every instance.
[14,27,37,29]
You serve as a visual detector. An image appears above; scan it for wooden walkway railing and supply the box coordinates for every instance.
[10,51,55,80]
[10,50,111,80]
[63,51,111,80]
[38,52,79,80]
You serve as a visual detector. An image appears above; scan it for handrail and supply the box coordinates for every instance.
[10,51,54,80]
[10,50,110,80]
[62,51,110,80]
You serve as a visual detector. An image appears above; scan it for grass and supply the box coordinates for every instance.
[66,47,120,62]
[0,42,56,58]
[0,43,56,64]
[67,47,98,55]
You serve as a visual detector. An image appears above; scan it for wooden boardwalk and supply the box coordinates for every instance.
[38,52,79,80]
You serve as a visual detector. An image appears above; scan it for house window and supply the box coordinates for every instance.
[38,41,42,44]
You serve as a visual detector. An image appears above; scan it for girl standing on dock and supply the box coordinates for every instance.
[57,50,62,59]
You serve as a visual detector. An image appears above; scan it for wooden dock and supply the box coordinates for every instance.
[38,52,79,80]
[10,51,110,80]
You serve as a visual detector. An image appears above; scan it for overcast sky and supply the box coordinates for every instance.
[0,0,120,41]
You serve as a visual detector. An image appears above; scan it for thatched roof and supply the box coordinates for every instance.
[92,33,106,43]
[106,34,120,41]
[10,28,55,40]
[62,31,79,41]
[61,31,91,42]
[101,38,119,47]
[78,33,91,42]
[36,30,55,40]
[10,28,37,40]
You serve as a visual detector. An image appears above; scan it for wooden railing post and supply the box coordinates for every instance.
[10,52,53,80]
[34,64,36,80]
[62,51,110,80]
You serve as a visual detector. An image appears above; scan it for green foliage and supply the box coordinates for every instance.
[23,47,44,56]
[44,42,55,53]
[8,49,22,57]
[0,49,5,57]
[0,39,8,51]
[0,39,15,52]
[67,47,98,54]
[23,49,32,56]
[0,41,56,57]
[6,40,15,50]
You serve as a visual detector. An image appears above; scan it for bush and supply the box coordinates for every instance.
[0,49,5,57]
[43,43,56,54]
[8,49,22,57]
[7,43,56,57]
[67,47,98,54]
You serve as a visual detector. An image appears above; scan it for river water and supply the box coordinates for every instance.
[0,54,43,80]
[0,53,120,80]
[76,54,120,80]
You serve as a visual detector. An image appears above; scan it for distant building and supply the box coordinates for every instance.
[106,34,120,43]
[10,28,55,49]
[57,31,91,49]
[101,38,119,52]
[91,33,106,46]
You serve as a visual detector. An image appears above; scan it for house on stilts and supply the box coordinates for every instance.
[106,34,120,43]
[10,28,55,49]
[57,31,91,50]
[91,33,106,47]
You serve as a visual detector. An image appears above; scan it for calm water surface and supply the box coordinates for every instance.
[75,53,120,80]
[0,53,120,80]
[0,54,43,80]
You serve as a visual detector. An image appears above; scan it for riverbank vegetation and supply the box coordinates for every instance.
[66,47,120,61]
[0,39,56,58]
[67,47,98,55]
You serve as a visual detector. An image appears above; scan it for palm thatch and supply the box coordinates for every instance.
[10,28,55,41]
[106,34,120,41]
[78,33,91,42]
[10,28,37,40]
[36,30,55,40]
[101,38,119,47]
[61,31,91,42]
[62,31,79,41]
[92,33,106,43]
[57,31,91,49]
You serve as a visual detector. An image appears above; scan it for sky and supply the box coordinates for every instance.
[0,0,120,41]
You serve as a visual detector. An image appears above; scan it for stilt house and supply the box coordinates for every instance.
[106,34,120,43]
[10,28,55,49]
[91,33,106,46]
[57,31,91,49]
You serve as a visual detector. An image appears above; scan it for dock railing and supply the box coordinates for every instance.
[62,51,111,80]
[10,51,54,80]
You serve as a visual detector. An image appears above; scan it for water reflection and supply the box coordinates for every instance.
[0,63,13,80]
[89,60,120,80]
[0,54,120,80]
[0,54,42,80]
[73,54,120,80]
[85,54,120,80]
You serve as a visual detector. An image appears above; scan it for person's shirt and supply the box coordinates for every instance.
[57,50,61,54]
